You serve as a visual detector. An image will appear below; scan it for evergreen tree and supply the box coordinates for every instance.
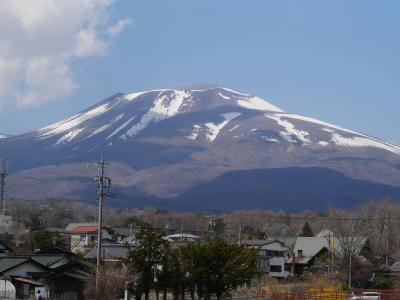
[299,221,314,237]
[125,227,169,300]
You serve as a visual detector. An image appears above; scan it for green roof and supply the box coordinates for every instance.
[0,258,30,273]
[31,255,63,267]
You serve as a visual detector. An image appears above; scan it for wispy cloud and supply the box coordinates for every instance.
[107,18,132,37]
[0,0,131,110]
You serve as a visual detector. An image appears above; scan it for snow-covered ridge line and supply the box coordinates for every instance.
[124,89,169,101]
[268,113,400,155]
[38,103,112,138]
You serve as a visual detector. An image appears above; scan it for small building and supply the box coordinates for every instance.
[0,252,92,300]
[46,259,93,300]
[242,240,289,279]
[68,225,114,253]
[107,226,139,242]
[287,237,329,274]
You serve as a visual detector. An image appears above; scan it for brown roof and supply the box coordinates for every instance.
[70,226,98,233]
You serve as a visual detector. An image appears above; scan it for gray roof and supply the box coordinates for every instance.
[241,240,271,246]
[85,243,130,260]
[109,226,132,237]
[289,236,369,264]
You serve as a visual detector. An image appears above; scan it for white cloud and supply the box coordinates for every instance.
[107,18,132,37]
[0,0,131,110]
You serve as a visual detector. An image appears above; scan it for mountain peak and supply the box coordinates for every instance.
[2,87,400,210]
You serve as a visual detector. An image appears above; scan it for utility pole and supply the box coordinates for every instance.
[238,224,242,245]
[0,159,9,215]
[95,156,111,293]
[349,218,354,290]
[209,212,215,237]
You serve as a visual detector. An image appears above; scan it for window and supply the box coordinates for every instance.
[91,236,97,242]
[298,250,303,257]
[80,235,86,241]
[270,265,282,273]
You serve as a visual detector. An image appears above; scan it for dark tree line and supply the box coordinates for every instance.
[124,227,258,300]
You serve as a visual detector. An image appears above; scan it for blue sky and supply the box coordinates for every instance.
[1,1,400,143]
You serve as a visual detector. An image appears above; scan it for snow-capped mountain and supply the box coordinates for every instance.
[2,86,400,211]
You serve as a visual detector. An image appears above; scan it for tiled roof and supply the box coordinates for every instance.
[65,223,97,231]
[70,226,98,233]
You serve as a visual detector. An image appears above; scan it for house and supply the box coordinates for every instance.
[242,240,289,279]
[108,225,139,242]
[46,259,93,300]
[68,225,115,253]
[288,234,371,274]
[0,256,50,298]
[287,237,330,274]
[0,252,92,299]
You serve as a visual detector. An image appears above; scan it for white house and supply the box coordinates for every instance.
[68,225,113,253]
[242,240,289,279]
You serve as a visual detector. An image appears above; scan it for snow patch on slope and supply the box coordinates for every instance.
[88,114,124,138]
[331,133,400,155]
[186,125,201,141]
[318,141,330,146]
[107,116,136,140]
[218,92,231,100]
[267,115,311,145]
[205,112,241,142]
[55,128,84,145]
[121,90,191,139]
[275,113,362,137]
[261,136,280,143]
[228,125,240,132]
[272,113,400,155]
[39,103,111,138]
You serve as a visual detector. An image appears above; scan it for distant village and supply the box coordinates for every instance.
[0,199,398,299]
